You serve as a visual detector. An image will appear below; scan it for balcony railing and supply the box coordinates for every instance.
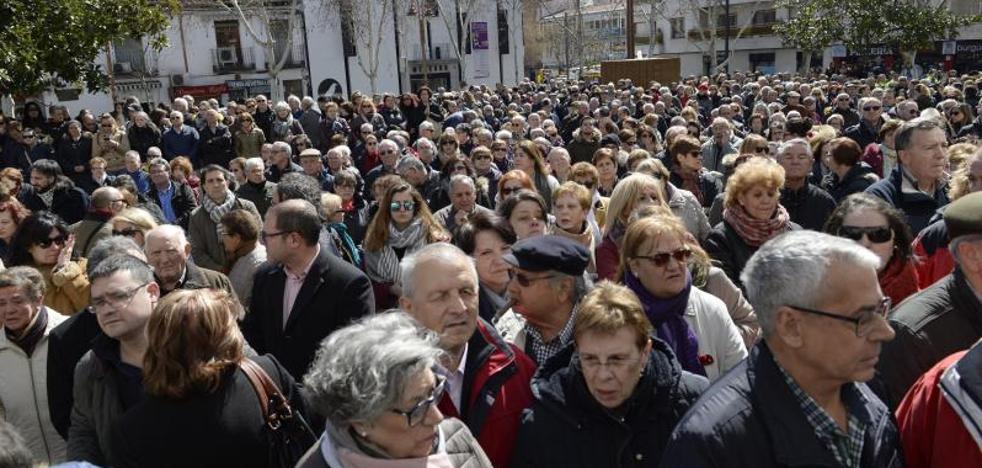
[687,23,775,40]
[264,43,306,69]
[212,46,257,74]
[114,46,151,75]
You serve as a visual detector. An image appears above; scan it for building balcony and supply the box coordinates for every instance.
[212,46,257,74]
[687,23,775,41]
[263,43,306,70]
[113,46,157,76]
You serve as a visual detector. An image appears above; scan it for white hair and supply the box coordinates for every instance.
[776,138,812,158]
[274,101,291,113]
[272,141,292,156]
[244,157,265,172]
[400,243,477,299]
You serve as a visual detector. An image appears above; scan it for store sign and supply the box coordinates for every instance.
[173,84,229,97]
[226,79,269,90]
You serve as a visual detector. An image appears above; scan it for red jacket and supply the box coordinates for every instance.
[595,234,620,281]
[895,350,982,468]
[912,219,955,290]
[438,319,536,467]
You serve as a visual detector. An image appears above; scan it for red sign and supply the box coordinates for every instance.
[172,84,228,97]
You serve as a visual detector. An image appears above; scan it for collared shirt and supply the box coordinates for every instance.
[525,304,578,364]
[776,362,869,467]
[282,245,320,328]
[446,343,468,411]
[156,181,177,223]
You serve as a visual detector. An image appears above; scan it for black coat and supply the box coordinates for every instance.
[661,343,903,468]
[779,183,837,232]
[55,135,93,179]
[110,354,307,468]
[146,180,198,229]
[825,164,879,202]
[702,220,800,291]
[46,310,102,439]
[875,269,982,408]
[197,124,234,167]
[21,181,90,224]
[126,124,162,159]
[865,166,948,236]
[242,248,375,379]
[513,340,708,468]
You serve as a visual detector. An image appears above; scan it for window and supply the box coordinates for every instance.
[753,9,776,25]
[112,38,146,74]
[670,17,684,39]
[717,13,737,28]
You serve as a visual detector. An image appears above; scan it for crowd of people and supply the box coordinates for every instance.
[0,68,981,467]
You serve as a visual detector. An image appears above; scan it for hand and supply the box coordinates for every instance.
[74,165,85,173]
[56,234,75,271]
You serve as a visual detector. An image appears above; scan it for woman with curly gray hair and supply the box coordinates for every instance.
[299,313,492,468]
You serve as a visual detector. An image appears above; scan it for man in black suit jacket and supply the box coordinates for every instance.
[242,199,374,379]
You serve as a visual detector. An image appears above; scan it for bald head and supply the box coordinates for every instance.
[268,199,321,246]
[91,186,124,212]
[144,225,191,286]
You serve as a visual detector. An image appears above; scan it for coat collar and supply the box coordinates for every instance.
[281,248,332,330]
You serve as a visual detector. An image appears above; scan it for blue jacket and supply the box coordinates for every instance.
[161,125,199,161]
[865,166,948,235]
[662,343,903,468]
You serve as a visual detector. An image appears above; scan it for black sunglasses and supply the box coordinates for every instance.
[112,228,141,237]
[838,225,892,243]
[633,247,692,267]
[863,106,881,111]
[37,235,68,249]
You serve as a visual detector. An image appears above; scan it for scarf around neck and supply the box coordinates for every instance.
[366,218,426,284]
[201,189,238,240]
[723,203,791,247]
[673,168,704,205]
[322,420,452,468]
[5,306,48,357]
[624,270,705,376]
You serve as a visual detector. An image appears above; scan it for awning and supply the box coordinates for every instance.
[115,80,164,92]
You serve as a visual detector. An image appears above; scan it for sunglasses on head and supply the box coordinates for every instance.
[37,235,68,249]
[633,247,692,267]
[390,200,416,212]
[838,225,892,243]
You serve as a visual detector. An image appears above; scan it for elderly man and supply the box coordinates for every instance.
[776,139,837,231]
[0,267,68,464]
[398,243,536,467]
[877,191,982,408]
[865,119,949,234]
[844,97,886,149]
[495,235,591,364]
[144,225,233,296]
[298,148,335,192]
[701,118,742,174]
[161,111,198,161]
[145,157,197,228]
[188,165,261,271]
[662,231,900,467]
[235,157,276,217]
[71,186,126,257]
[433,174,494,233]
[894,100,921,122]
[265,141,303,183]
[395,155,441,207]
[829,93,861,128]
[362,139,401,201]
[242,199,374,379]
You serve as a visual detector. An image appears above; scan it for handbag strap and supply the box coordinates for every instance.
[239,357,293,429]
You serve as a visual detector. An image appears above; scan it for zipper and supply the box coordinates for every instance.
[27,354,53,462]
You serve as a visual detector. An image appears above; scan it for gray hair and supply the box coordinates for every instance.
[302,312,444,427]
[88,236,145,276]
[147,146,162,158]
[413,137,435,152]
[273,101,291,113]
[419,121,435,132]
[147,157,170,172]
[244,157,265,172]
[776,138,812,158]
[949,233,982,265]
[895,118,942,152]
[378,139,399,153]
[449,174,475,192]
[395,156,425,173]
[741,231,880,337]
[272,141,292,156]
[547,272,591,303]
[0,266,46,302]
[145,224,189,252]
[399,243,477,299]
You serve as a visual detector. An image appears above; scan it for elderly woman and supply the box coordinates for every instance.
[0,266,68,465]
[91,113,130,174]
[453,212,516,321]
[270,101,305,143]
[111,289,311,467]
[595,173,667,280]
[703,157,797,290]
[300,313,491,467]
[126,111,161,160]
[822,137,879,201]
[495,169,534,206]
[8,212,89,315]
[620,215,748,380]
[592,148,620,198]
[110,207,158,248]
[220,209,266,314]
[0,194,30,261]
[234,113,266,159]
[363,183,449,309]
[514,141,559,209]
[824,193,919,305]
[512,281,707,467]
[497,189,549,241]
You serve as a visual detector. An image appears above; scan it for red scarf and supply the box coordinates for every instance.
[722,204,792,247]
[879,256,920,305]
[673,168,703,205]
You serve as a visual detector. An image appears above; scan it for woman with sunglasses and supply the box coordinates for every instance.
[109,207,158,248]
[512,281,707,468]
[668,136,723,210]
[300,312,491,467]
[91,113,130,174]
[8,212,90,315]
[436,134,463,171]
[363,183,449,310]
[946,102,974,141]
[824,193,919,305]
[619,214,747,381]
[494,170,534,206]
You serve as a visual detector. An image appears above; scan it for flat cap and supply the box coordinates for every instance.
[944,191,982,240]
[503,235,589,277]
[299,148,322,158]
[600,133,621,147]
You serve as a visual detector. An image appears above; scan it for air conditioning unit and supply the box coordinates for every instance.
[217,47,238,65]
[170,74,186,87]
[114,62,133,74]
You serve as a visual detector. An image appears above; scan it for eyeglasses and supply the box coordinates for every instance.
[573,351,642,374]
[508,269,556,287]
[863,106,881,111]
[112,228,141,237]
[787,297,891,337]
[90,282,149,314]
[37,235,68,249]
[500,186,523,196]
[633,247,692,267]
[755,146,769,154]
[260,230,289,243]
[838,225,892,243]
[390,200,416,212]
[390,375,445,427]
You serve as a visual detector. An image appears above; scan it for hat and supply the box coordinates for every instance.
[299,148,322,159]
[502,235,589,277]
[944,191,982,240]
[600,133,621,147]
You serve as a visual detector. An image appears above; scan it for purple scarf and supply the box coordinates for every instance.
[624,270,705,376]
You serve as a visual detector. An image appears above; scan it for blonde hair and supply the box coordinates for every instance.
[111,207,158,233]
[574,281,653,349]
[949,149,982,201]
[320,192,342,214]
[604,174,666,234]
[724,157,785,209]
[553,181,592,211]
[617,213,690,282]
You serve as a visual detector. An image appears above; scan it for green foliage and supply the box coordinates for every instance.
[0,0,180,96]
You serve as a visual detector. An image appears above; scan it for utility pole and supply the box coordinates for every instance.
[418,0,429,85]
[625,0,635,59]
[723,0,730,73]
[563,11,570,72]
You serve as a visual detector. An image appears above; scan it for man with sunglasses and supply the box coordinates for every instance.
[844,97,886,148]
[663,231,901,467]
[828,93,860,128]
[878,191,982,409]
[362,139,402,202]
[494,235,591,365]
[398,243,535,467]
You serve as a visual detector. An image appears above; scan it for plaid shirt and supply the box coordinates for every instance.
[525,304,578,364]
[777,364,869,467]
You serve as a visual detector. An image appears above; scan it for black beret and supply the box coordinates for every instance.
[944,191,982,240]
[600,133,621,146]
[502,235,589,277]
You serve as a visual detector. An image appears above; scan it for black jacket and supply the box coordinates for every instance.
[779,183,837,231]
[876,269,982,408]
[197,124,234,167]
[702,220,800,291]
[21,180,89,224]
[46,310,102,439]
[824,164,879,202]
[242,248,375,379]
[865,167,948,236]
[844,118,883,149]
[146,180,198,229]
[956,117,982,140]
[110,354,307,468]
[513,340,708,468]
[661,343,903,468]
[55,135,93,179]
[126,124,162,159]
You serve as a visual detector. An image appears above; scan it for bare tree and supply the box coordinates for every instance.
[653,0,767,72]
[321,0,401,94]
[431,0,486,83]
[215,0,302,102]
[497,0,525,84]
